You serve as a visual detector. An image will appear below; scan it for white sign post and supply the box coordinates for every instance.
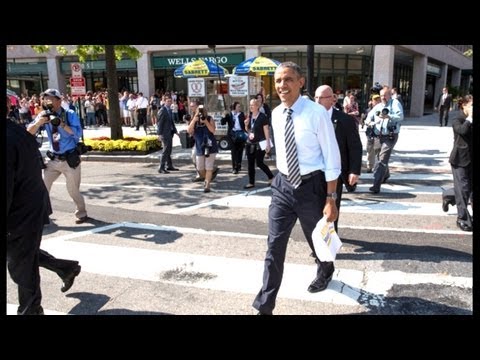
[188,78,206,97]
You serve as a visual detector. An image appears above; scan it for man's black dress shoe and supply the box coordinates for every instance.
[61,265,81,292]
[307,273,333,293]
[166,167,179,171]
[18,305,44,315]
[456,220,472,232]
[369,186,380,194]
[158,169,170,174]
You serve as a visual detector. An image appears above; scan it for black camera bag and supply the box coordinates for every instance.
[65,149,81,169]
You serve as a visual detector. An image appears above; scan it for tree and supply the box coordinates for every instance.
[31,45,141,140]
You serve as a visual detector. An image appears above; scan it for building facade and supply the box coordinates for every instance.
[6,45,472,117]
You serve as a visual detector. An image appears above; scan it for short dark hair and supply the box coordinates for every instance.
[277,61,303,78]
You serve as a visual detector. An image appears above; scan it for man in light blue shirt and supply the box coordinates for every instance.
[27,88,88,224]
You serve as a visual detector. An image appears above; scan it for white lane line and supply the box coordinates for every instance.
[170,192,469,218]
[166,187,272,214]
[40,238,360,306]
[338,225,471,235]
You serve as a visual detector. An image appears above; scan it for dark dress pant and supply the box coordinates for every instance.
[252,171,332,314]
[39,249,79,278]
[7,229,42,314]
[451,164,473,227]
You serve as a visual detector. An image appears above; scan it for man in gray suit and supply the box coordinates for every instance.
[435,87,452,127]
[157,95,179,173]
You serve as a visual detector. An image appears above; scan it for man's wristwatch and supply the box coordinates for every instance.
[326,192,337,200]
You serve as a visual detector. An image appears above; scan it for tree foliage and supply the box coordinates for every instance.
[31,45,141,140]
[31,45,140,62]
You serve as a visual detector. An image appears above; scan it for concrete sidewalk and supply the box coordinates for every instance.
[39,110,458,167]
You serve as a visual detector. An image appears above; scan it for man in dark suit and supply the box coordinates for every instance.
[7,95,48,315]
[221,101,247,174]
[315,85,363,232]
[7,95,81,315]
[435,87,452,127]
[157,95,179,173]
[449,95,473,231]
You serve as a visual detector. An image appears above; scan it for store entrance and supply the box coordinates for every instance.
[424,74,436,114]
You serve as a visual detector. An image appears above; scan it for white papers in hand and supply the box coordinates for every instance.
[312,216,343,262]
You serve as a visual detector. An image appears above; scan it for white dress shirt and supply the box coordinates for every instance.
[272,96,341,182]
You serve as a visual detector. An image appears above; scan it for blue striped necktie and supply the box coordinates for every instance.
[284,108,301,188]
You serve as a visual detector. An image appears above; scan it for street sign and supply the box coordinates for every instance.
[71,62,83,78]
[70,77,86,96]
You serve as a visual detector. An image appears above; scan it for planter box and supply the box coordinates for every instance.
[87,147,161,156]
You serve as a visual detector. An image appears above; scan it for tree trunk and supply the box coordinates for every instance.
[105,45,123,140]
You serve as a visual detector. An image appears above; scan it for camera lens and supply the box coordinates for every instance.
[50,116,61,127]
[381,108,389,115]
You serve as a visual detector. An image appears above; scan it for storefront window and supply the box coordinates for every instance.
[333,55,346,70]
[348,57,362,70]
[320,55,332,70]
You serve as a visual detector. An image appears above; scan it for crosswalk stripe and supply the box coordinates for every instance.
[168,192,471,219]
[37,223,471,308]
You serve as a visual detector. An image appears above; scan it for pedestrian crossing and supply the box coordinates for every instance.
[7,217,472,315]
[8,149,473,314]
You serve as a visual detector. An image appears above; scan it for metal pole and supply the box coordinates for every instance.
[306,45,315,97]
[208,45,227,110]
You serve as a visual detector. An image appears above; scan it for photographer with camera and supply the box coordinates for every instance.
[187,105,218,193]
[27,88,89,224]
[364,94,382,173]
[364,85,404,193]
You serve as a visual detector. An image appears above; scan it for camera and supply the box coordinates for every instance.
[202,137,213,157]
[196,107,207,126]
[42,100,62,127]
[371,82,383,95]
[76,141,93,154]
[375,108,390,117]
